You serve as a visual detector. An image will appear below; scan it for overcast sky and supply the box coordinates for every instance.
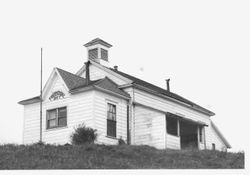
[0,0,249,153]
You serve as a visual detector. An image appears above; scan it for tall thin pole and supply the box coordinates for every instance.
[40,48,43,142]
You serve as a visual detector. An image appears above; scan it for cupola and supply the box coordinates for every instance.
[84,38,112,66]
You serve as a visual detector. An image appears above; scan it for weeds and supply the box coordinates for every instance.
[0,144,244,169]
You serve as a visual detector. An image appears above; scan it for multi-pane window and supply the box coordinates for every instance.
[107,103,116,137]
[47,107,67,129]
[166,114,178,136]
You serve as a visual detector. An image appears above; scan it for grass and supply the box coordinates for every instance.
[0,143,244,169]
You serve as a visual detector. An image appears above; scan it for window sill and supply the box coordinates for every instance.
[106,135,118,140]
[167,133,180,137]
[46,126,68,132]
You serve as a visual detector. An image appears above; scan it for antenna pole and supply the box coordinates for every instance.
[40,48,43,142]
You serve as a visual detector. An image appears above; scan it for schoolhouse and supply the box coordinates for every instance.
[19,38,231,151]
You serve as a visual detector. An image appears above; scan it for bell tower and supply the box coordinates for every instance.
[84,38,112,66]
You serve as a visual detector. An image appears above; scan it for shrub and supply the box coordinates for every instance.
[118,138,126,145]
[70,124,97,145]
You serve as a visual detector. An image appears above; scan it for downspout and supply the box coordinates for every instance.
[132,87,135,145]
[177,119,180,149]
[127,104,130,145]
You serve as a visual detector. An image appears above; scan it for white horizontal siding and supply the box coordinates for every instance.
[93,91,128,145]
[23,72,95,144]
[43,91,94,144]
[23,103,40,144]
[23,91,94,144]
[166,134,181,149]
[132,88,228,150]
[134,89,211,124]
[205,124,227,151]
[134,106,166,149]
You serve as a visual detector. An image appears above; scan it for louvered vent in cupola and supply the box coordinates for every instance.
[101,48,108,61]
[88,48,98,60]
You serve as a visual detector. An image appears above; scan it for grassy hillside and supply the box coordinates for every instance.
[0,144,244,169]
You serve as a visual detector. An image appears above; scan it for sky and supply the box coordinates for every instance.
[0,0,249,154]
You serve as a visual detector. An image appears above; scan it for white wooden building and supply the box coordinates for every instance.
[19,38,231,151]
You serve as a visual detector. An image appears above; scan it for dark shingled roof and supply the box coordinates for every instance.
[57,68,129,98]
[56,68,89,90]
[93,77,130,98]
[56,68,129,98]
[109,68,214,116]
[19,68,130,105]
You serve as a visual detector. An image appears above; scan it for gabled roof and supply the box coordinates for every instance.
[84,38,113,48]
[19,68,130,105]
[57,68,129,98]
[211,121,231,148]
[109,68,215,116]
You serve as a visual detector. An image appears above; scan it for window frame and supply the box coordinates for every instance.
[46,106,67,130]
[107,103,117,138]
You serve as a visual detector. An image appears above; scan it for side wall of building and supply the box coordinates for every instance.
[205,123,228,151]
[132,88,225,150]
[92,91,128,145]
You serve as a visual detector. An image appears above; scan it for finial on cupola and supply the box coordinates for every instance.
[84,38,112,66]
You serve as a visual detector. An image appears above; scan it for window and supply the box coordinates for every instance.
[107,103,116,137]
[212,143,216,150]
[199,127,203,143]
[166,114,178,136]
[47,107,67,129]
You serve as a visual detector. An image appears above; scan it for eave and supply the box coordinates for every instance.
[70,85,131,100]
[18,96,41,105]
[134,101,208,126]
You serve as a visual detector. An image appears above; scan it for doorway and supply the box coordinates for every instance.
[179,121,198,149]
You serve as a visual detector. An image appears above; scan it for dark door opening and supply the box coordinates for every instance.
[180,121,198,149]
